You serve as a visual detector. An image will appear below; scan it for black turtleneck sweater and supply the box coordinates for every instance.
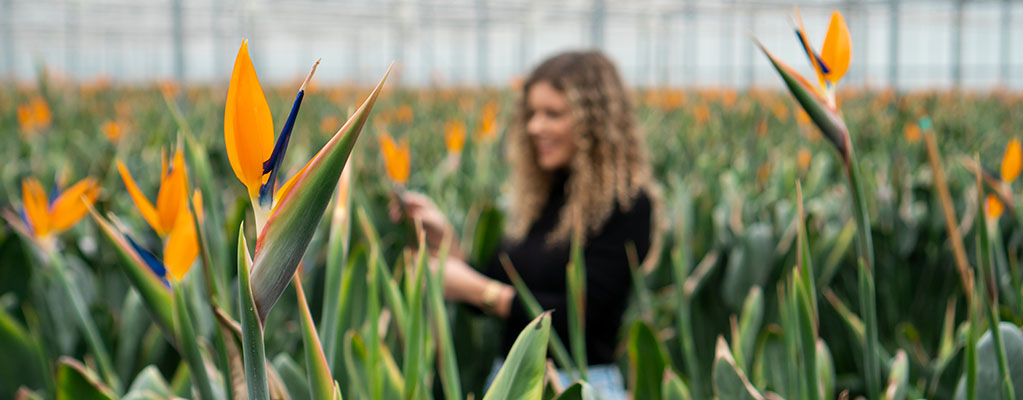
[481,172,652,365]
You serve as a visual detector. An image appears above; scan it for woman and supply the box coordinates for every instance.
[397,51,660,397]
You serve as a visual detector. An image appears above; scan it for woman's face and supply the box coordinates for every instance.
[526,81,576,171]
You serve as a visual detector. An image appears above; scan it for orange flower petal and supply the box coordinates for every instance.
[117,160,165,234]
[163,207,199,281]
[1001,139,1022,183]
[986,194,1004,220]
[48,178,100,233]
[379,133,409,185]
[224,40,275,197]
[821,11,851,83]
[156,150,188,233]
[22,179,50,237]
[445,120,466,154]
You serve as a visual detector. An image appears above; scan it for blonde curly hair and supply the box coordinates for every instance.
[506,51,662,258]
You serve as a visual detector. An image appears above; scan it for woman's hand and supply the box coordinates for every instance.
[391,191,458,255]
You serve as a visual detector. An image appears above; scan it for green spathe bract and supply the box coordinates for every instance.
[249,67,390,323]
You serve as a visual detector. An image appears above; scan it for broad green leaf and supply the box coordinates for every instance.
[483,312,552,400]
[274,354,310,400]
[55,357,116,400]
[0,307,50,394]
[955,322,1023,400]
[122,366,172,400]
[499,254,575,376]
[554,381,595,400]
[662,369,692,400]
[627,320,667,400]
[712,338,764,400]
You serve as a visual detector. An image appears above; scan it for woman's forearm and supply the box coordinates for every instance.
[443,257,515,318]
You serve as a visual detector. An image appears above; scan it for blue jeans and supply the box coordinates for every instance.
[484,359,627,400]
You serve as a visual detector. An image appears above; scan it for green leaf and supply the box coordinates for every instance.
[122,366,172,400]
[712,338,764,400]
[974,167,1017,400]
[56,357,117,400]
[173,281,216,400]
[732,286,763,372]
[321,169,352,370]
[955,322,1023,400]
[566,235,588,381]
[627,320,668,400]
[0,307,51,394]
[294,274,335,399]
[425,238,462,400]
[85,205,175,341]
[238,226,270,400]
[250,67,390,322]
[554,381,595,400]
[274,354,310,400]
[884,350,908,400]
[499,254,575,376]
[662,369,692,400]
[483,312,552,400]
[401,236,428,400]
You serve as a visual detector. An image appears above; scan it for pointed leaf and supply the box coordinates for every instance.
[55,357,116,400]
[482,312,552,400]
[86,205,175,339]
[294,274,334,399]
[713,338,764,400]
[173,282,216,400]
[627,320,668,400]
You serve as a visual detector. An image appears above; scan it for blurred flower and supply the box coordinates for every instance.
[1000,139,1021,183]
[902,123,920,143]
[756,118,769,138]
[19,176,100,240]
[320,115,341,135]
[379,132,410,185]
[102,120,126,142]
[986,194,1004,220]
[692,104,711,126]
[395,104,414,124]
[117,149,200,280]
[755,8,852,161]
[18,97,52,135]
[159,80,180,99]
[798,148,812,172]
[475,101,499,141]
[445,119,466,155]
